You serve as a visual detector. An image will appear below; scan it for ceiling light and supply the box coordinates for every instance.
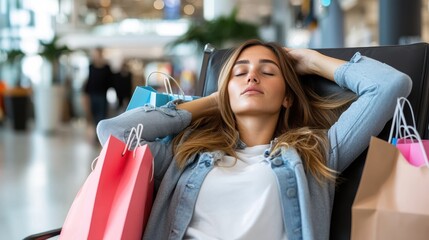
[154,0,165,10]
[320,0,331,7]
[290,0,303,6]
[100,0,111,8]
[183,4,195,15]
[102,14,114,23]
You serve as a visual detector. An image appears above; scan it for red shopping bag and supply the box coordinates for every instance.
[60,125,154,240]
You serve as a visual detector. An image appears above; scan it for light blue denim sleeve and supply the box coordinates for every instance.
[328,52,412,172]
[96,101,192,146]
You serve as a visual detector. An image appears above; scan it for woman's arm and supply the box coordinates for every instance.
[176,92,219,122]
[96,103,192,146]
[287,48,412,172]
[95,92,219,181]
[329,53,412,171]
[96,91,219,146]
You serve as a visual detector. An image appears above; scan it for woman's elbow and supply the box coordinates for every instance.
[96,119,112,146]
[393,72,413,98]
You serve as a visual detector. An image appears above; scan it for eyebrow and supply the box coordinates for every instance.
[234,59,280,68]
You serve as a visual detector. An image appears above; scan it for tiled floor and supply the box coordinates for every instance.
[0,119,100,239]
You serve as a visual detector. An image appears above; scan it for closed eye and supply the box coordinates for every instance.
[262,72,274,76]
[234,72,247,77]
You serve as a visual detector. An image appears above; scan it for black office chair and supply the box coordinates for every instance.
[196,42,429,240]
[25,42,429,240]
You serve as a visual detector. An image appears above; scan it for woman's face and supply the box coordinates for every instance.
[227,45,289,117]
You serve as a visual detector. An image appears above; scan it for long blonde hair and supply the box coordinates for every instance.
[173,39,355,182]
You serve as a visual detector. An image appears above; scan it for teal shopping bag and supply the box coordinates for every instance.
[126,86,171,111]
[126,71,200,111]
[169,93,200,102]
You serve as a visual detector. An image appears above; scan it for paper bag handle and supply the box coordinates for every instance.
[123,124,155,181]
[146,71,186,100]
[91,124,155,181]
[90,124,144,170]
[388,97,417,144]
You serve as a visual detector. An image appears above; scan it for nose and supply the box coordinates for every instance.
[247,73,260,84]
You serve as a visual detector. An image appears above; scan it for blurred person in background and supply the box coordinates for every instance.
[83,47,113,139]
[113,61,133,113]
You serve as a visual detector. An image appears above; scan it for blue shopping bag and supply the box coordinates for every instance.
[169,93,200,102]
[126,86,171,111]
[126,72,201,111]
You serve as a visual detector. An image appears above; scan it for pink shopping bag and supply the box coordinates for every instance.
[388,97,429,167]
[60,133,154,240]
[396,138,429,167]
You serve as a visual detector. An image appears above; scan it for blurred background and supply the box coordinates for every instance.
[0,0,428,239]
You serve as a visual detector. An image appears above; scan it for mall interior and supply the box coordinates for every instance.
[0,0,428,239]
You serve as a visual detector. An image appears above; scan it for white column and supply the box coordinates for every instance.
[203,0,236,20]
[318,0,344,48]
[379,0,422,45]
[270,0,293,45]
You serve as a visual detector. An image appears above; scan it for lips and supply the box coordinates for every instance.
[241,86,263,95]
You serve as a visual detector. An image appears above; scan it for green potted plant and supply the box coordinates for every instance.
[170,7,260,51]
[34,35,72,133]
[2,48,32,131]
[39,35,72,84]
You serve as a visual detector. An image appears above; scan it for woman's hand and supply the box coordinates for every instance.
[285,48,320,75]
[285,47,347,81]
[176,91,219,122]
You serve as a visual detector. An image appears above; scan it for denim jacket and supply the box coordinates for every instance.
[96,53,412,240]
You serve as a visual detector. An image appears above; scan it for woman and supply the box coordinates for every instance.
[97,39,412,240]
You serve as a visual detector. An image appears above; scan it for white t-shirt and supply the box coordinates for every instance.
[185,144,287,240]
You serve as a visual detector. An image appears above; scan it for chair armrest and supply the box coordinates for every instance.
[23,228,61,240]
